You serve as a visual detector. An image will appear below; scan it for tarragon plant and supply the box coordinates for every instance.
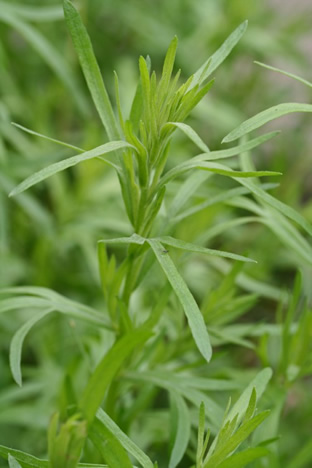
[1,1,312,467]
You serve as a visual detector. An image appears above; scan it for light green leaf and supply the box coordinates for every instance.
[96,409,154,468]
[154,235,255,263]
[216,446,269,468]
[148,238,212,362]
[157,36,178,102]
[204,411,270,468]
[8,454,22,468]
[90,419,133,468]
[12,123,84,153]
[163,122,209,153]
[0,288,111,328]
[0,8,87,114]
[0,446,48,468]
[63,0,120,139]
[159,131,279,187]
[192,20,248,87]
[9,141,131,196]
[226,368,272,424]
[79,329,152,424]
[237,178,312,237]
[223,103,312,143]
[0,3,63,22]
[169,392,190,468]
[255,61,312,88]
[10,308,53,387]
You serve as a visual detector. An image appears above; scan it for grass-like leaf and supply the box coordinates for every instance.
[255,61,312,88]
[169,392,191,468]
[154,235,256,263]
[96,408,154,468]
[90,419,133,468]
[192,20,248,87]
[237,178,312,237]
[216,446,270,468]
[10,308,53,387]
[79,329,152,424]
[12,123,84,153]
[0,8,88,115]
[163,122,209,152]
[8,454,22,468]
[148,238,212,362]
[63,0,120,139]
[223,103,312,143]
[9,141,131,197]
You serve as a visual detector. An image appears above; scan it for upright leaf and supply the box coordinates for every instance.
[63,0,120,139]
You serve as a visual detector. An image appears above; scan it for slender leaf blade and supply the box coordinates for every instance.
[9,141,130,196]
[10,308,53,386]
[63,0,120,139]
[148,239,212,362]
[223,103,312,143]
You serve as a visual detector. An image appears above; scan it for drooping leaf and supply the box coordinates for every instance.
[10,308,53,386]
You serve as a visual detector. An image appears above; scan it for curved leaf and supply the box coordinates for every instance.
[223,103,312,143]
[9,141,131,197]
[10,308,53,386]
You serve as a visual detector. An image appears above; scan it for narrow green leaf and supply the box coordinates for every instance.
[237,178,312,237]
[148,239,212,362]
[0,445,48,468]
[10,308,53,386]
[79,329,152,424]
[163,122,209,152]
[255,61,312,88]
[192,20,248,87]
[204,411,270,468]
[169,392,191,468]
[288,437,312,468]
[226,368,272,424]
[157,36,178,101]
[159,131,279,187]
[12,123,84,153]
[154,235,256,263]
[216,446,270,468]
[96,409,154,468]
[223,103,312,143]
[0,3,63,22]
[63,0,120,139]
[0,8,88,114]
[9,141,130,196]
[90,419,133,468]
[0,289,112,328]
[8,454,22,468]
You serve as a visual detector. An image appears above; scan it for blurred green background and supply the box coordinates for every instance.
[0,0,311,466]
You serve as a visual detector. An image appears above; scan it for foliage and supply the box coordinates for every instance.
[0,0,312,467]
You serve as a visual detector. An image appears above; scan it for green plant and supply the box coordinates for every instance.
[1,1,312,467]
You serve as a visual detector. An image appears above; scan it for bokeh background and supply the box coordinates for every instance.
[0,0,312,466]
